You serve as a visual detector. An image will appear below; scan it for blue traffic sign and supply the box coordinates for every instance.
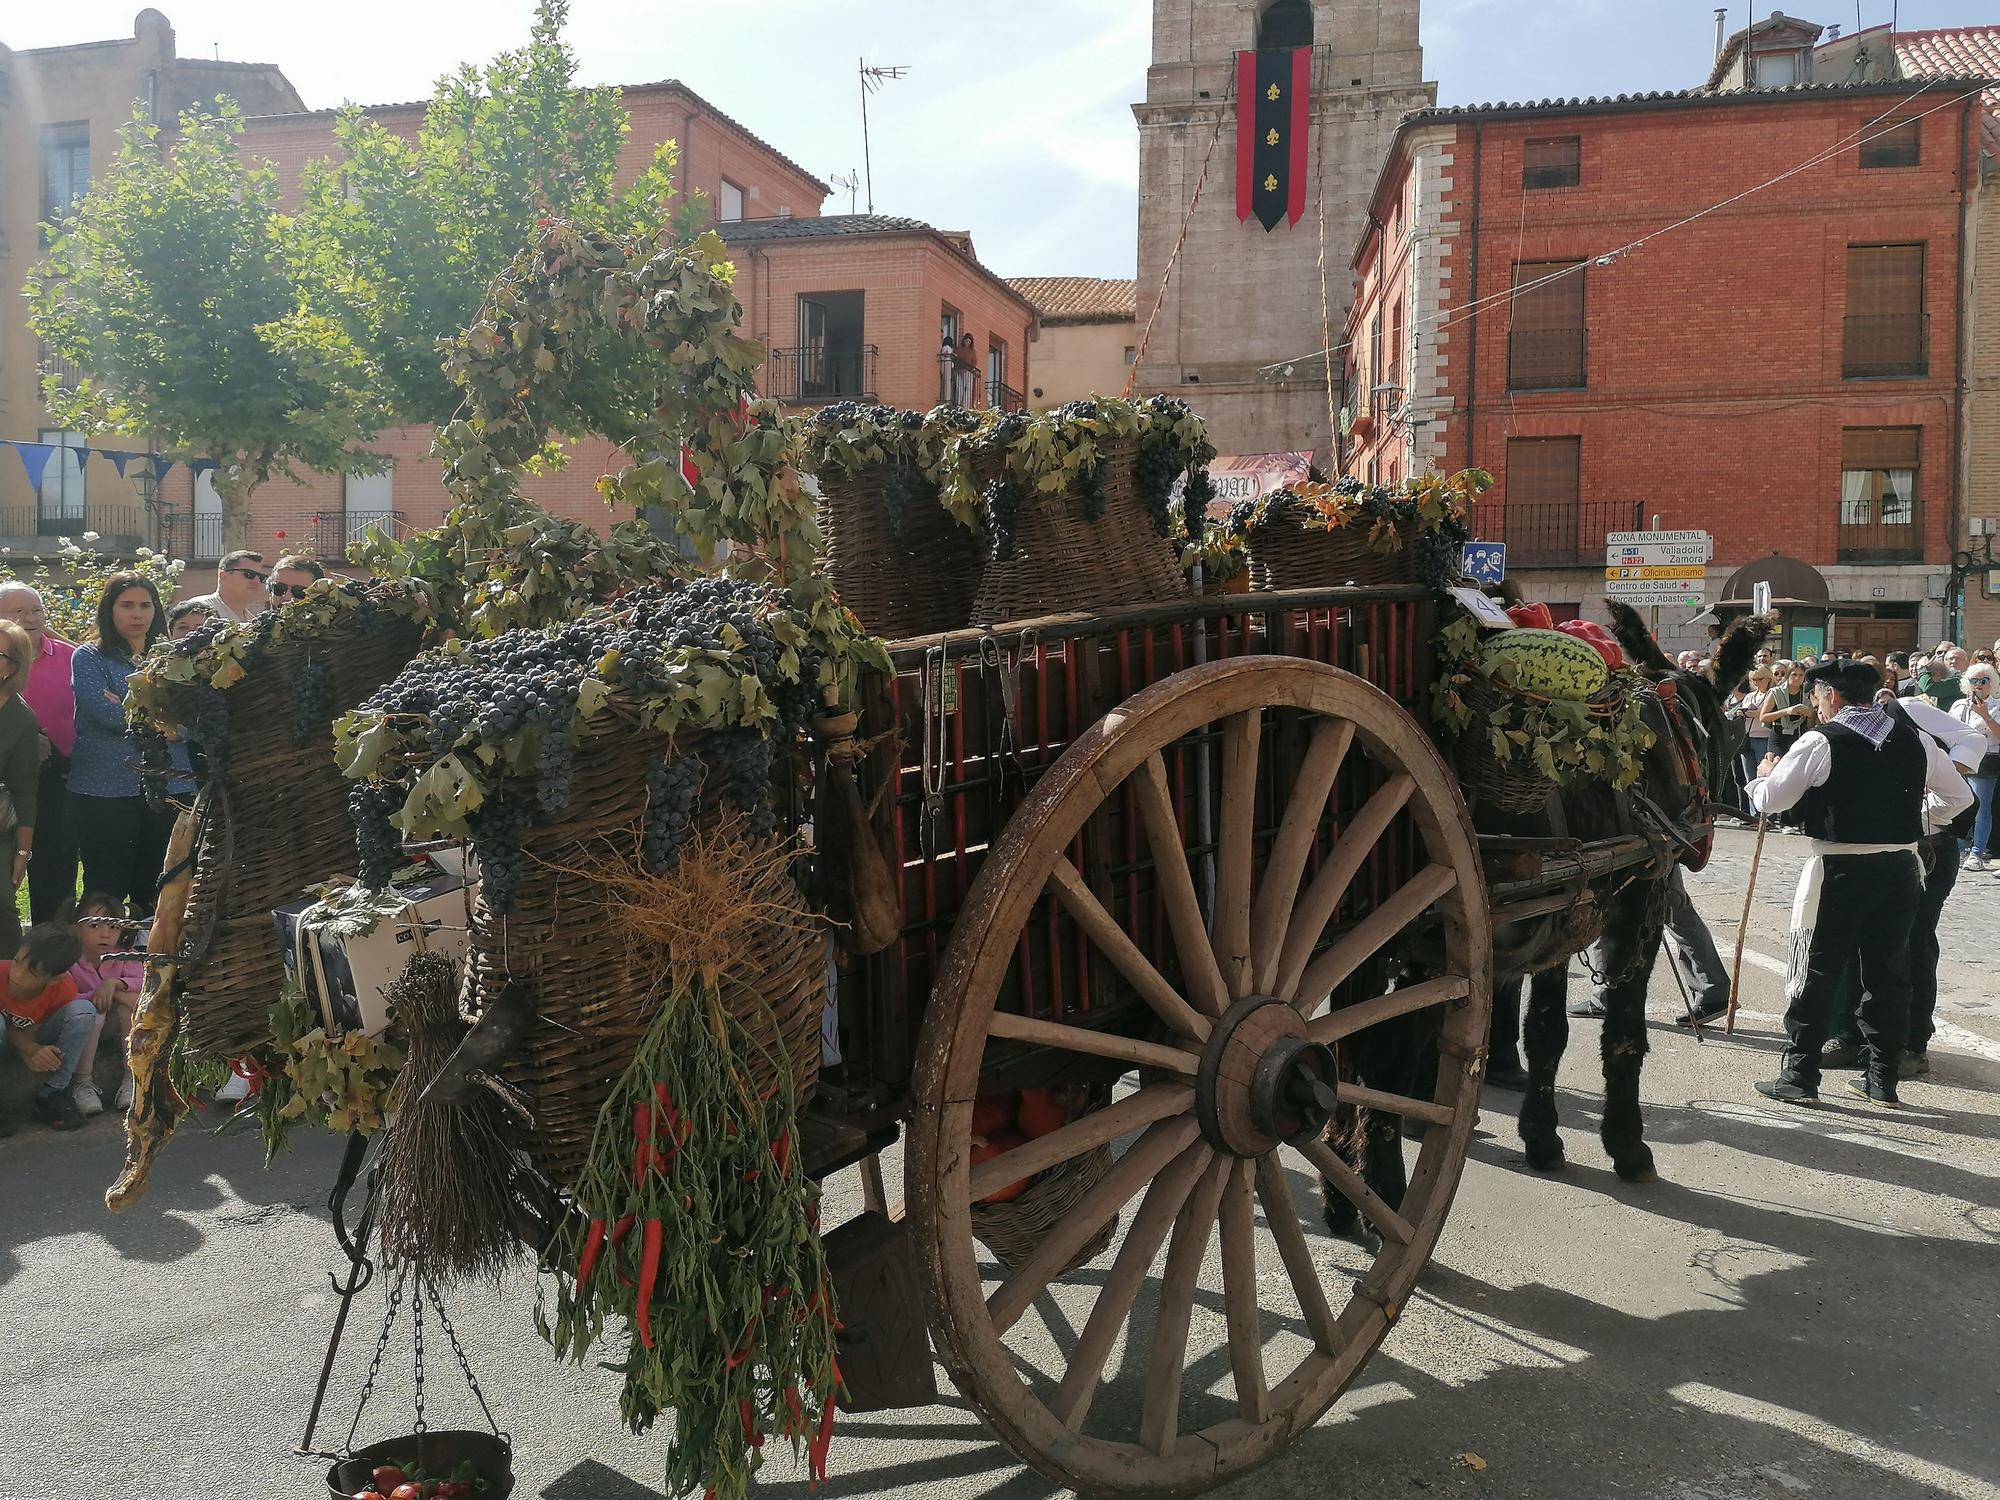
[1461,541,1506,584]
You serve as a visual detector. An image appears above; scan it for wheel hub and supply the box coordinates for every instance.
[1195,996,1341,1158]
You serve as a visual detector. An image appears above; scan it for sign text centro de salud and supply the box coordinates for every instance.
[1603,529,1711,606]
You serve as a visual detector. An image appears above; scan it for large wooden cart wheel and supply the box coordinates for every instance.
[908,657,1490,1495]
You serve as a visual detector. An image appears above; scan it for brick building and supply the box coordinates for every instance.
[1007,277,1138,410]
[1342,75,1984,655]
[1134,0,1433,461]
[2,12,1031,580]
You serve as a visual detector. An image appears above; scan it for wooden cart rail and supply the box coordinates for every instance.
[835,586,1437,1107]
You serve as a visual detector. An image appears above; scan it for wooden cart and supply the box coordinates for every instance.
[805,583,1493,1495]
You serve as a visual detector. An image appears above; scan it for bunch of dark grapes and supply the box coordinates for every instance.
[642,753,705,873]
[468,798,534,915]
[350,782,404,888]
[1415,518,1470,590]
[879,463,931,541]
[1181,466,1216,539]
[288,660,334,748]
[708,729,778,838]
[134,727,179,811]
[981,476,1027,562]
[1076,456,1108,523]
[1133,437,1189,539]
[188,684,233,770]
[534,718,575,814]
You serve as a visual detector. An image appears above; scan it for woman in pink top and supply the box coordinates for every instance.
[65,891,143,1115]
[0,583,79,921]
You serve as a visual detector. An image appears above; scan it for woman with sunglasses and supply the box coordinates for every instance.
[0,617,46,956]
[69,574,191,914]
[268,553,326,604]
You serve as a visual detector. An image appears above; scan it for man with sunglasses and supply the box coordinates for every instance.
[268,554,326,604]
[183,550,269,624]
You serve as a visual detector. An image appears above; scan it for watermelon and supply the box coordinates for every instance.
[1479,628,1610,700]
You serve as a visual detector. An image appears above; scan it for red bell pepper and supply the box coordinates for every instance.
[1555,617,1624,669]
[1505,602,1554,630]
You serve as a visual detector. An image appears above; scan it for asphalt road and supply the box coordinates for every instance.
[4,825,1997,1499]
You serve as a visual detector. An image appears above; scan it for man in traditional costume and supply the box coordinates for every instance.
[1746,659,1972,1107]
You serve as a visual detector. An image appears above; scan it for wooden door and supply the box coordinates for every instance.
[1832,617,1918,657]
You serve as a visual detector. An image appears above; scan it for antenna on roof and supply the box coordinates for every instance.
[831,169,861,215]
[859,58,909,214]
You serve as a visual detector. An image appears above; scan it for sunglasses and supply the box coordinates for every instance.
[268,581,313,599]
[230,568,270,584]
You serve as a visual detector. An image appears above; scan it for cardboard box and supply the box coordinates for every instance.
[271,861,472,1037]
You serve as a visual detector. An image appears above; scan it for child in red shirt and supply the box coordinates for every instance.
[2,923,90,1131]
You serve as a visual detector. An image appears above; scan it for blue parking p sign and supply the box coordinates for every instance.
[1461,540,1506,584]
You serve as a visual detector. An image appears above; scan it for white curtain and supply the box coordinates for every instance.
[1839,469,1872,526]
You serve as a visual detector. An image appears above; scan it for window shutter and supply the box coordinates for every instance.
[1508,262,1586,388]
[1860,119,1920,169]
[1507,437,1581,507]
[1522,136,1580,189]
[1839,427,1920,471]
[1846,244,1923,316]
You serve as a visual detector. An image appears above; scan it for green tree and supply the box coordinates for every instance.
[27,101,386,547]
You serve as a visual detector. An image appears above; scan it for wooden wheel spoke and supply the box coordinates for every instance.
[1293,1136,1414,1247]
[1252,1153,1341,1355]
[1212,709,1262,1000]
[1307,975,1470,1045]
[1048,856,1211,1042]
[987,1009,1197,1076]
[1272,774,1415,1002]
[1250,719,1354,995]
[1339,1083,1453,1128]
[1133,753,1229,1018]
[967,1082,1194,1203]
[1218,1158,1272,1424]
[1139,1155,1231,1456]
[1290,864,1459,1016]
[1049,1139,1211,1430]
[989,1117,1201,1335]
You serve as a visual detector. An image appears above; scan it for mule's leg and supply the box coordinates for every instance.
[1599,885,1662,1183]
[1488,973,1530,1090]
[1518,967,1569,1170]
[1323,1005,1419,1237]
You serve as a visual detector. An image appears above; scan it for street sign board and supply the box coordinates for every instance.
[1606,529,1712,549]
[1461,540,1506,584]
[1605,529,1713,567]
[1605,565,1705,580]
[1605,580,1705,606]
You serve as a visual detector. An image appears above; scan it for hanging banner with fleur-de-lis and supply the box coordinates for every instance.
[1235,47,1310,230]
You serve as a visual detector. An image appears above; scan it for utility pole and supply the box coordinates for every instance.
[859,59,909,214]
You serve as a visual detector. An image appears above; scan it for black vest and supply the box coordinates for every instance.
[1800,706,1926,845]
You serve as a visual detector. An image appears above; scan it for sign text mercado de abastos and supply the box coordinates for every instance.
[1603,529,1711,608]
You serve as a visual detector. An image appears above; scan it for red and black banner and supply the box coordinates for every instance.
[1236,48,1310,231]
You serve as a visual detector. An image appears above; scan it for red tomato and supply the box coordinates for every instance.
[971,1131,1029,1203]
[970,1093,1016,1137]
[389,1485,424,1500]
[1015,1088,1068,1139]
[371,1471,408,1494]
[351,1492,388,1500]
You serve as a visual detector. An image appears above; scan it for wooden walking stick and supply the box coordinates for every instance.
[1725,815,1769,1036]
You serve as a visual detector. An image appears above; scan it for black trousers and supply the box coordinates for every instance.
[27,753,79,922]
[1780,850,1921,1090]
[70,791,176,916]
[1831,832,1957,1053]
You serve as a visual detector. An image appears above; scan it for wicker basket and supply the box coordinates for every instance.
[464,724,823,1189]
[173,607,425,1060]
[970,1144,1117,1274]
[817,464,983,641]
[1245,514,1415,591]
[971,437,1187,626]
[1454,675,1558,814]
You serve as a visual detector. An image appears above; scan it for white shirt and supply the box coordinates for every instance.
[1949,692,2000,755]
[1898,694,1988,771]
[1750,715,1974,843]
[183,591,258,625]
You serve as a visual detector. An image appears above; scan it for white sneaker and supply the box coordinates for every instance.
[70,1080,105,1117]
[1969,855,1992,872]
[114,1074,135,1111]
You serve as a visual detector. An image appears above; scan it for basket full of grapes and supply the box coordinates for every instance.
[334,578,829,1187]
[123,579,429,1060]
[1227,469,1488,594]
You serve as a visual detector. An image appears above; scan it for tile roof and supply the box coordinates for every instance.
[1893,27,2000,156]
[1409,75,1985,122]
[1007,277,1138,324]
[714,213,933,243]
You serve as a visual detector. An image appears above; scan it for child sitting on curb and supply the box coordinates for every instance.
[65,893,145,1115]
[2,923,90,1131]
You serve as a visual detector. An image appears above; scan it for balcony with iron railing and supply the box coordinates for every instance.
[1836,501,1923,563]
[156,511,227,562]
[1506,329,1587,391]
[988,380,1025,414]
[313,508,407,560]
[1842,313,1928,379]
[764,345,879,404]
[0,504,146,553]
[1496,499,1645,567]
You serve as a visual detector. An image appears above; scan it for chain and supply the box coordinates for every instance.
[919,645,948,859]
[411,1266,427,1437]
[345,1262,408,1454]
[425,1273,510,1446]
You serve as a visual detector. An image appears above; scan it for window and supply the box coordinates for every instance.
[1860,119,1920,169]
[1256,0,1313,50]
[719,178,746,222]
[793,291,869,401]
[344,469,394,515]
[1507,260,1586,390]
[36,430,87,529]
[986,339,1009,409]
[1367,313,1382,409]
[40,123,89,227]
[1839,428,1920,560]
[1844,243,1925,378]
[1522,136,1580,190]
[1750,49,1803,87]
[1387,299,1404,400]
[1123,345,1136,365]
[1504,437,1581,565]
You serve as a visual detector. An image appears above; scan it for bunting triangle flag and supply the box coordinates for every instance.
[5,441,55,493]
[147,454,177,486]
[190,458,220,480]
[100,449,149,480]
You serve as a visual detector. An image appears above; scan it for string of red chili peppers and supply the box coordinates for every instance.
[539,983,841,1500]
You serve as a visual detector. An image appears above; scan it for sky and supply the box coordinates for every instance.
[7,1,1995,279]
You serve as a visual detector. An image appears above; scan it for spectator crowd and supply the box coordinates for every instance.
[0,548,324,1133]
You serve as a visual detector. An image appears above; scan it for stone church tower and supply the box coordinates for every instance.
[1134,0,1434,459]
